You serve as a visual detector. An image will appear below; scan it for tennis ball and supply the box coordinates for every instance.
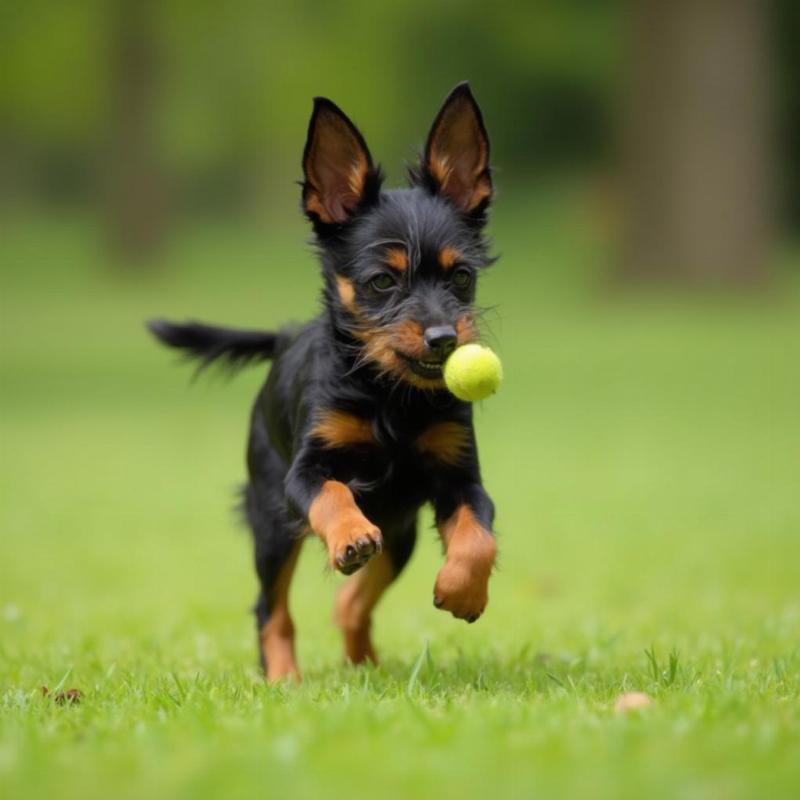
[444,344,503,402]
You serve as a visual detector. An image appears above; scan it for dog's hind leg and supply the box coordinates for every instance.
[246,476,304,683]
[334,520,416,665]
[254,537,303,683]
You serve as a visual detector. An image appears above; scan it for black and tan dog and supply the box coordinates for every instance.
[149,82,499,681]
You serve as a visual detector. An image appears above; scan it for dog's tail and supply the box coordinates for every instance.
[147,319,279,374]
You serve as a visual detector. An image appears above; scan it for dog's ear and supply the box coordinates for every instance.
[302,98,379,226]
[418,83,492,218]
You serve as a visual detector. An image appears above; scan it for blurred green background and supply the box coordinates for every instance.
[2,2,799,799]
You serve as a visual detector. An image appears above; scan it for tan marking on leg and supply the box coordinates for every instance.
[308,481,382,573]
[260,539,303,683]
[384,247,408,272]
[334,552,395,664]
[311,410,376,449]
[434,505,496,622]
[439,246,462,269]
[415,421,470,466]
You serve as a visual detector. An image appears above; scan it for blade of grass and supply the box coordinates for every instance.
[406,639,430,698]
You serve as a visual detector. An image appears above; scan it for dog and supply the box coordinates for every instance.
[149,82,499,682]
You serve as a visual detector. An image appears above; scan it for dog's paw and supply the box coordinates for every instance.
[432,557,490,623]
[329,520,383,575]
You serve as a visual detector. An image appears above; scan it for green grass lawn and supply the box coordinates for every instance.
[1,208,799,799]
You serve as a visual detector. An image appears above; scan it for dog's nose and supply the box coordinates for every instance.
[423,325,457,358]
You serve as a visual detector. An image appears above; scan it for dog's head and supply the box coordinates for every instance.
[301,83,495,389]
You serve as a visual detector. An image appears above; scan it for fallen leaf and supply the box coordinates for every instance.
[613,691,652,714]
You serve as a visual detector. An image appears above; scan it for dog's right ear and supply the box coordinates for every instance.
[302,98,380,227]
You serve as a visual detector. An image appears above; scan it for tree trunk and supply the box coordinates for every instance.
[622,0,772,285]
[104,0,168,263]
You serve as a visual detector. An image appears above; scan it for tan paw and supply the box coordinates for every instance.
[433,557,490,623]
[328,519,383,574]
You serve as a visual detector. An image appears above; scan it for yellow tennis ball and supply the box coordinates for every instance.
[444,344,503,402]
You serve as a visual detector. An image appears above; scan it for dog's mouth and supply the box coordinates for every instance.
[399,353,445,379]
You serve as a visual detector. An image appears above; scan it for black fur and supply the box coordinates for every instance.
[149,82,500,675]
[147,320,279,372]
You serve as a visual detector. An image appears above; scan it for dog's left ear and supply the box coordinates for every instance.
[418,82,492,218]
[302,98,379,227]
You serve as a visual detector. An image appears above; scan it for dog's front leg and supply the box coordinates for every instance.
[432,482,497,623]
[285,446,382,575]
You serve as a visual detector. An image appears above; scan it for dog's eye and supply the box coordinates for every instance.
[452,269,472,289]
[370,274,396,293]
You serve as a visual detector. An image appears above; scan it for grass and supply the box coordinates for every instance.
[1,203,799,799]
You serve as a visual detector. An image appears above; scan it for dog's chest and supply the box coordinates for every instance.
[344,413,426,474]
